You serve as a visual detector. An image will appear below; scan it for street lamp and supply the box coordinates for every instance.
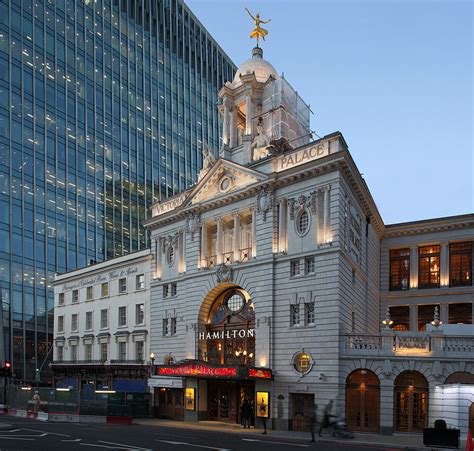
[430,306,442,328]
[149,353,155,377]
[382,307,393,329]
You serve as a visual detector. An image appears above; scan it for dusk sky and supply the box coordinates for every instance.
[186,0,473,225]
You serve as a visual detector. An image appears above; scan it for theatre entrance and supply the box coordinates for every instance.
[208,380,255,423]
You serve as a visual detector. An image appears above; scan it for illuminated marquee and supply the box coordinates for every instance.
[274,141,329,172]
[248,368,272,379]
[198,328,255,340]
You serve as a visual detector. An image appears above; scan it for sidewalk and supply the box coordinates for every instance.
[133,418,466,450]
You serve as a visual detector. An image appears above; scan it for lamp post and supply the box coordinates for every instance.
[149,353,155,377]
[382,307,393,330]
[430,306,442,329]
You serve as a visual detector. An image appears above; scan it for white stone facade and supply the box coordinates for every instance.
[52,249,153,391]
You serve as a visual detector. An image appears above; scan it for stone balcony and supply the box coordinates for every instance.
[340,331,474,358]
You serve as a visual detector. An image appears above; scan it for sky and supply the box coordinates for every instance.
[186,0,473,225]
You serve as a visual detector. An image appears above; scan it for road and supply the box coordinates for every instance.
[0,416,405,450]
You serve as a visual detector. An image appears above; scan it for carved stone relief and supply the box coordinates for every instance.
[216,263,233,283]
[256,189,273,221]
[185,214,200,241]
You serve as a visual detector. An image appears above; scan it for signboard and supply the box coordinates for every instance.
[185,388,195,411]
[274,141,329,172]
[256,391,270,418]
[61,266,139,291]
[152,192,188,217]
[198,328,255,340]
[248,368,272,379]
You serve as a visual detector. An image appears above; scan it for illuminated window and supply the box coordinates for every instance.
[101,282,109,297]
[226,292,244,312]
[293,352,313,374]
[418,245,440,289]
[296,209,310,236]
[390,248,410,291]
[418,304,440,331]
[449,242,472,287]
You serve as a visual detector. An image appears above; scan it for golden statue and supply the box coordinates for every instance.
[246,8,271,46]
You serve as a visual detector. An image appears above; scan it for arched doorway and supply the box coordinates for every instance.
[394,371,428,432]
[445,372,474,384]
[346,369,380,432]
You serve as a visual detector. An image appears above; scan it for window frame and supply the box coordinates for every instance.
[72,289,79,303]
[57,315,64,333]
[136,274,145,290]
[85,311,93,330]
[290,259,300,277]
[290,304,300,327]
[58,292,65,305]
[119,277,127,294]
[449,242,472,287]
[418,245,440,289]
[71,313,78,332]
[118,306,127,327]
[100,308,108,329]
[389,248,410,291]
[86,286,94,301]
[101,282,109,298]
[135,304,145,325]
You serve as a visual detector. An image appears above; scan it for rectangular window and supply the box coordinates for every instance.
[171,282,177,297]
[118,306,127,326]
[290,305,300,326]
[163,284,169,298]
[119,277,127,293]
[87,286,93,301]
[305,302,315,325]
[58,292,65,305]
[449,242,472,287]
[171,317,177,335]
[389,306,410,331]
[419,245,440,289]
[85,343,92,362]
[290,260,300,277]
[135,304,144,325]
[57,315,64,333]
[305,257,315,274]
[162,318,169,336]
[72,289,79,303]
[449,303,472,324]
[418,304,440,331]
[100,343,108,361]
[100,309,108,329]
[71,313,78,332]
[135,341,144,361]
[390,248,410,291]
[85,311,93,330]
[136,274,145,290]
[101,282,109,297]
[118,341,126,360]
[57,346,64,362]
[70,344,78,362]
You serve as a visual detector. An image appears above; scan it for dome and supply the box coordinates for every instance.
[232,47,278,86]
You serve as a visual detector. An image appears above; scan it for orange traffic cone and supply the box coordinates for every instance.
[467,429,473,451]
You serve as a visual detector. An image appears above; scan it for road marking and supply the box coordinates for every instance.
[156,439,231,450]
[0,437,36,441]
[23,427,71,437]
[62,438,82,442]
[98,440,152,450]
[80,444,123,449]
[153,432,198,440]
[242,438,309,447]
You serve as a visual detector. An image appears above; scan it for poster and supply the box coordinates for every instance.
[256,391,269,418]
[185,388,195,411]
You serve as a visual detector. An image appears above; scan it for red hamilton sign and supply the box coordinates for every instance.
[156,361,273,380]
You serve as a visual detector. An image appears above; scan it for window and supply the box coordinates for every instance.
[71,313,78,332]
[119,278,127,293]
[86,286,93,301]
[418,304,440,331]
[449,303,472,324]
[170,282,177,297]
[293,351,313,374]
[389,306,410,331]
[163,318,169,336]
[171,317,177,335]
[57,315,64,333]
[85,343,92,362]
[450,242,472,287]
[118,341,126,360]
[58,292,65,305]
[390,248,410,291]
[136,274,145,290]
[226,293,244,312]
[305,302,315,325]
[100,343,108,361]
[163,318,177,336]
[135,341,144,361]
[85,311,93,330]
[163,284,169,298]
[419,245,440,289]
[135,304,144,325]
[290,259,300,276]
[305,256,315,274]
[72,289,79,303]
[118,306,127,326]
[291,305,300,326]
[57,346,64,362]
[167,245,175,266]
[70,344,78,362]
[296,209,310,236]
[100,309,108,329]
[101,282,109,297]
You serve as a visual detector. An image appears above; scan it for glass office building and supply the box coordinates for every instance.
[0,0,235,381]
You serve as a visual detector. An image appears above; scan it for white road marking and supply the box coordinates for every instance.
[0,437,36,441]
[62,438,82,442]
[242,438,309,447]
[98,440,152,450]
[22,427,71,437]
[80,444,122,449]
[156,439,231,450]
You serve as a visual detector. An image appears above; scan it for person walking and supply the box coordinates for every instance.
[240,398,252,428]
[318,400,335,437]
[308,401,318,442]
[32,391,40,414]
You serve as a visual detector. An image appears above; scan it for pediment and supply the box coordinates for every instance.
[185,159,267,206]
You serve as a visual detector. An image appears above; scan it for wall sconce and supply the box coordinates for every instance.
[382,308,393,329]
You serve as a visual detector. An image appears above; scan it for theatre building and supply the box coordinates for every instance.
[142,44,472,435]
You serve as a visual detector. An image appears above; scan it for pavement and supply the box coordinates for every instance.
[0,415,465,450]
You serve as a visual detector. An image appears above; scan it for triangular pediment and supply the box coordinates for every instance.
[184,159,267,206]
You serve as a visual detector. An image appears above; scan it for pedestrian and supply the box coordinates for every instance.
[32,390,40,414]
[258,397,268,434]
[318,400,335,437]
[308,401,317,442]
[240,398,252,428]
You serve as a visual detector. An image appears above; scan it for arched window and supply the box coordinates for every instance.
[296,209,310,236]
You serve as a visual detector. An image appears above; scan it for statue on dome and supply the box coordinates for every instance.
[198,145,216,181]
[252,117,270,161]
[246,8,271,46]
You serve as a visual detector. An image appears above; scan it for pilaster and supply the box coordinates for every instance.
[410,245,418,289]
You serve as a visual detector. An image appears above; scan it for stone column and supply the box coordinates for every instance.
[409,305,418,332]
[245,94,252,136]
[278,198,287,253]
[410,245,419,289]
[233,214,240,262]
[251,208,257,258]
[380,378,394,435]
[440,241,449,287]
[222,101,229,147]
[323,186,330,243]
[229,107,236,148]
[155,238,162,279]
[216,218,223,264]
[440,303,449,325]
[200,223,207,268]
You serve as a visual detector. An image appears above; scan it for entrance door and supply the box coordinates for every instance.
[291,393,314,431]
[208,381,237,422]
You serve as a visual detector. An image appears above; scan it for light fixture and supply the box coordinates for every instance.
[382,307,393,329]
[56,387,70,392]
[430,306,442,328]
[95,389,116,394]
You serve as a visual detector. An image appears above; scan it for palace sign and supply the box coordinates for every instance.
[274,141,329,172]
[152,192,188,217]
[198,328,255,340]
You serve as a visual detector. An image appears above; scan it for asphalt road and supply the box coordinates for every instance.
[0,416,404,451]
